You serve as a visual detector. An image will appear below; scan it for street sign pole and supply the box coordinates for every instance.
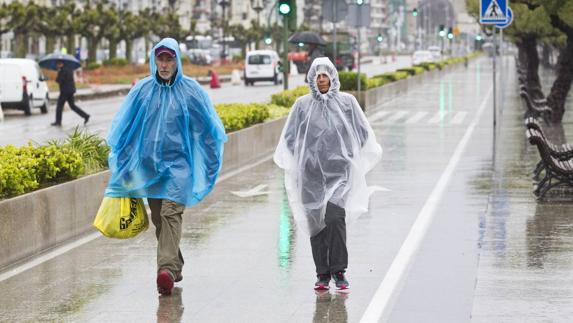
[333,0,337,66]
[283,16,289,90]
[357,28,361,94]
[493,26,497,130]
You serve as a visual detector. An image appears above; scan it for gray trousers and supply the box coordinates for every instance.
[148,198,185,276]
[310,202,348,275]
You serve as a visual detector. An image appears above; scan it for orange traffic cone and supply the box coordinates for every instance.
[210,70,221,89]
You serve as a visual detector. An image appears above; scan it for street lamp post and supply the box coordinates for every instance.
[252,0,264,49]
[218,0,230,62]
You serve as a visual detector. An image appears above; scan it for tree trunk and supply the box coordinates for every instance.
[125,39,133,63]
[46,35,56,54]
[546,36,573,123]
[109,40,117,60]
[66,33,76,54]
[517,37,543,99]
[87,37,98,63]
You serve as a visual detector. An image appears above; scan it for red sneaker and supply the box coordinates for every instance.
[157,270,174,295]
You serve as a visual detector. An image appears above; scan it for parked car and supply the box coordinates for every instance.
[0,58,49,115]
[244,50,283,86]
[427,46,442,61]
[412,50,434,65]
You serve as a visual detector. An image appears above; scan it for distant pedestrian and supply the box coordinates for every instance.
[51,60,90,126]
[305,43,325,82]
[274,57,382,291]
[105,38,228,296]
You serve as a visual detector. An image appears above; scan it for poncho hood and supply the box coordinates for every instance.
[306,57,340,101]
[149,37,183,87]
[105,38,227,207]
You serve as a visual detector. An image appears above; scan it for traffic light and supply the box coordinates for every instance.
[412,8,418,17]
[264,33,272,45]
[447,27,454,39]
[377,34,384,43]
[278,0,292,15]
[438,25,446,38]
[356,0,364,5]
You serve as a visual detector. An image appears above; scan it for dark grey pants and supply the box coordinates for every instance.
[310,202,348,275]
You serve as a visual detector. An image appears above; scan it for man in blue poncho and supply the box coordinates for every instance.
[105,38,227,295]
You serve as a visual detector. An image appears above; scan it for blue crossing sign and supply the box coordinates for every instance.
[480,0,509,24]
[495,7,513,29]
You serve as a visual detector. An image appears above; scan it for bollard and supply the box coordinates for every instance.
[231,69,242,85]
[210,69,221,89]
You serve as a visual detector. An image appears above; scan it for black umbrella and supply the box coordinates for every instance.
[39,53,81,71]
[288,32,326,46]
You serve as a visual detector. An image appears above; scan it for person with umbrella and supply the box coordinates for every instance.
[288,32,326,81]
[39,53,90,126]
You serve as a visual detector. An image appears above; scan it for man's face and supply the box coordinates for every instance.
[56,62,64,70]
[156,53,177,81]
[316,73,330,94]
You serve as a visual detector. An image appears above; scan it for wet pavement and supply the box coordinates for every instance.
[1,57,573,323]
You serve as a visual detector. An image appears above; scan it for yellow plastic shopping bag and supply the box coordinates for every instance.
[93,197,149,239]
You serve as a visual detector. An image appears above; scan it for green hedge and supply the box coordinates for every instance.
[102,58,129,66]
[215,103,271,132]
[414,62,437,71]
[271,86,309,108]
[338,72,367,91]
[85,62,101,70]
[396,66,425,76]
[0,144,84,198]
[372,71,410,83]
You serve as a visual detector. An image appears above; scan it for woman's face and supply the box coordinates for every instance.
[317,73,330,94]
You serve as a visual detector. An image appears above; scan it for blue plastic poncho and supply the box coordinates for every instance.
[105,38,228,207]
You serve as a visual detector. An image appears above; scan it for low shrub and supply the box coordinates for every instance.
[85,62,101,70]
[266,104,290,120]
[338,72,367,91]
[215,103,271,132]
[47,127,110,175]
[103,58,129,66]
[366,77,389,89]
[0,144,84,199]
[415,63,436,71]
[271,86,309,108]
[373,71,410,82]
[396,67,425,76]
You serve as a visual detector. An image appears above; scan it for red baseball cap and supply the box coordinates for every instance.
[155,46,176,58]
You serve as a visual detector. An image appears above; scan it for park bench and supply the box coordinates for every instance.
[520,90,552,121]
[526,128,573,198]
[524,117,573,180]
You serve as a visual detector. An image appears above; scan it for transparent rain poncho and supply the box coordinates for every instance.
[105,38,228,207]
[274,57,382,236]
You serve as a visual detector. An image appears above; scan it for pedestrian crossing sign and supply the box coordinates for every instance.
[480,0,508,24]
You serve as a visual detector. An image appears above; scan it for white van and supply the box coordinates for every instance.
[244,50,283,86]
[0,58,49,115]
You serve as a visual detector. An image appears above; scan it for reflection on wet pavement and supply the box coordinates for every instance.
[471,58,573,322]
[313,291,349,323]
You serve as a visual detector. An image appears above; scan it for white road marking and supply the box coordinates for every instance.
[384,111,409,124]
[428,111,449,123]
[405,111,429,124]
[451,111,468,125]
[359,86,493,323]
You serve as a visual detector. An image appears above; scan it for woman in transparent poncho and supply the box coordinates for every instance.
[274,57,382,290]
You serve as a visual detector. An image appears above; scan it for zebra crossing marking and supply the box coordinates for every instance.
[405,111,429,124]
[451,111,468,124]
